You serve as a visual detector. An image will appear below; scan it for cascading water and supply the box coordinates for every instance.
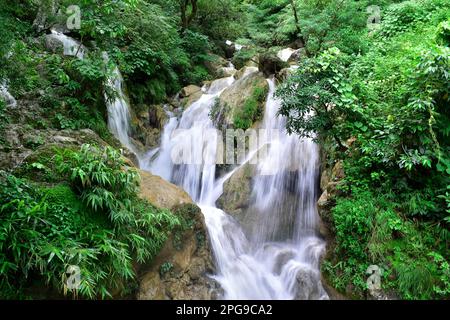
[102,56,138,156]
[141,110,178,181]
[201,78,328,299]
[40,30,328,299]
[51,34,327,299]
[45,31,137,161]
[143,75,235,202]
[0,82,17,108]
[144,57,328,299]
[47,30,85,59]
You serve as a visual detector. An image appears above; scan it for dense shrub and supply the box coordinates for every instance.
[0,145,180,299]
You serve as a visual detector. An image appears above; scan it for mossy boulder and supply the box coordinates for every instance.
[138,170,192,209]
[203,54,229,76]
[259,52,289,77]
[217,162,255,219]
[215,72,268,129]
[137,170,218,300]
[131,105,168,149]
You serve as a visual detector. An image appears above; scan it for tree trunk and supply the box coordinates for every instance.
[289,0,307,49]
[180,0,198,32]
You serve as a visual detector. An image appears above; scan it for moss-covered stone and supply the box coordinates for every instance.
[137,171,218,300]
[216,71,268,128]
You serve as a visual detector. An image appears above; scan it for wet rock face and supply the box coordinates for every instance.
[217,162,255,218]
[180,85,202,98]
[258,53,289,77]
[137,171,218,300]
[0,125,110,170]
[44,34,65,54]
[204,54,229,76]
[130,105,167,150]
[216,71,268,128]
[294,268,328,300]
[138,170,192,209]
[225,44,236,59]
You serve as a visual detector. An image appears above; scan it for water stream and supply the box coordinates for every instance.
[46,31,328,299]
[139,59,328,299]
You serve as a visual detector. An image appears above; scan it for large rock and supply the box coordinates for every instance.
[288,48,305,64]
[131,105,168,149]
[204,54,229,76]
[137,170,218,300]
[317,156,350,300]
[259,53,289,77]
[1,125,112,170]
[217,162,255,218]
[148,105,167,130]
[138,170,192,209]
[234,66,259,80]
[317,160,345,239]
[180,85,201,98]
[216,72,268,128]
[178,85,203,109]
[224,43,236,59]
[181,90,203,109]
[44,34,65,54]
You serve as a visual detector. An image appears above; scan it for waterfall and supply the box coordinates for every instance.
[41,32,328,298]
[46,33,327,299]
[45,30,138,162]
[0,82,17,108]
[141,109,178,181]
[47,30,85,59]
[144,59,328,299]
[201,78,328,299]
[102,55,138,157]
[143,75,235,202]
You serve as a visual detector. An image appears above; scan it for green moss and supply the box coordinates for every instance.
[41,184,83,211]
[233,85,268,130]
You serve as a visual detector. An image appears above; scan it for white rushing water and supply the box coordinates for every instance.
[47,30,86,59]
[50,32,327,299]
[102,55,138,156]
[142,60,328,299]
[143,75,235,202]
[200,78,328,299]
[38,32,328,298]
[44,31,138,162]
[0,82,17,108]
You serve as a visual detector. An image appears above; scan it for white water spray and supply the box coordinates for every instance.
[47,30,85,59]
[0,82,17,108]
[200,78,328,300]
[144,58,328,299]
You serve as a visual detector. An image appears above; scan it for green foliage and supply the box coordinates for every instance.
[193,0,246,41]
[280,0,449,299]
[277,47,361,145]
[240,0,371,54]
[0,145,180,299]
[232,47,259,69]
[234,86,268,130]
[324,188,449,299]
